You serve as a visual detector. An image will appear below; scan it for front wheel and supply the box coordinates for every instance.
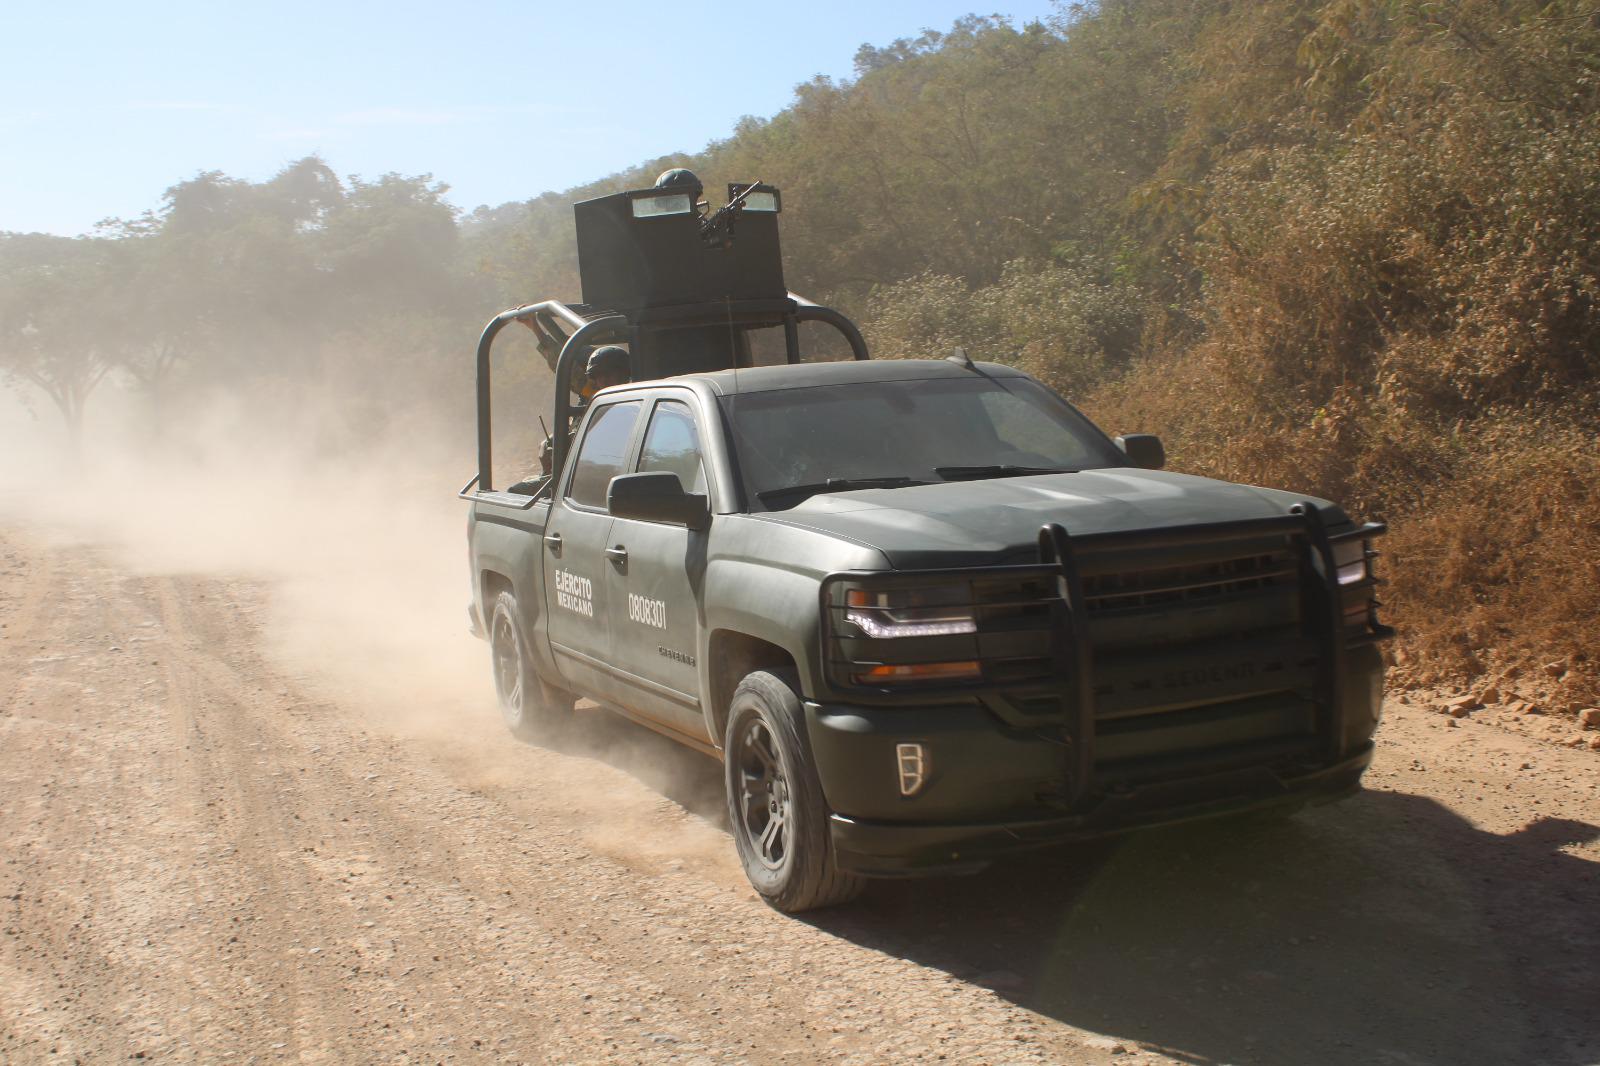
[489,589,573,742]
[724,670,864,912]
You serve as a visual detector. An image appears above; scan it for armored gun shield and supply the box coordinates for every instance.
[575,184,786,313]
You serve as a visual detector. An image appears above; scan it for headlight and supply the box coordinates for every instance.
[1331,538,1370,586]
[844,587,977,638]
[1327,522,1393,645]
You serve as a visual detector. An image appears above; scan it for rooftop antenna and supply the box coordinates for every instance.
[947,346,976,370]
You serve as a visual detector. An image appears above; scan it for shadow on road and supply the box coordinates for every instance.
[811,793,1600,1066]
[557,709,1599,1065]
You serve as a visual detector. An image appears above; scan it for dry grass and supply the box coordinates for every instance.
[1087,351,1600,709]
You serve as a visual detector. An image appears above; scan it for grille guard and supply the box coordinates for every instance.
[819,505,1393,808]
[1036,505,1387,805]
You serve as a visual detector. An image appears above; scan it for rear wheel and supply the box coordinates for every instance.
[489,589,573,742]
[724,670,864,912]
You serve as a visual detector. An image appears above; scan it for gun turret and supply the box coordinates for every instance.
[573,179,784,316]
[699,180,769,250]
[469,173,869,494]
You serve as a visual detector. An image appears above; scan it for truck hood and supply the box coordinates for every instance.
[752,468,1346,569]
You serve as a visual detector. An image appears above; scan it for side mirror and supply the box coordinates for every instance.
[1115,433,1166,470]
[608,472,710,531]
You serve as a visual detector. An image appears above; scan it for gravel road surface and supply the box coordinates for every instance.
[1,530,1596,1065]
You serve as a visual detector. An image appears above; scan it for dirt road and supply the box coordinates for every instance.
[2,529,1596,1065]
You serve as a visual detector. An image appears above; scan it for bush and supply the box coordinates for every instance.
[865,259,1143,395]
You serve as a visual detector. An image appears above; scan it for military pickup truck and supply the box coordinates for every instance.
[461,172,1391,912]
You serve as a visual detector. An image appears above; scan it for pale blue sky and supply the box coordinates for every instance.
[2,1,1065,236]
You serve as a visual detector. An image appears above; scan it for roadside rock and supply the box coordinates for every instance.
[1476,685,1501,705]
[1577,708,1600,730]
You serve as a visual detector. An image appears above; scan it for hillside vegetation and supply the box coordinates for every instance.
[4,0,1599,703]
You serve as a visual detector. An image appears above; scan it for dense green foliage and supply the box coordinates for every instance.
[4,0,1599,694]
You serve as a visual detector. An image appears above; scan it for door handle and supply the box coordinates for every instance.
[605,545,628,566]
[543,532,562,555]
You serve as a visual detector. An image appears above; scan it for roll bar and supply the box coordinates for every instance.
[473,301,606,493]
[470,294,867,494]
[549,314,630,479]
[792,301,869,361]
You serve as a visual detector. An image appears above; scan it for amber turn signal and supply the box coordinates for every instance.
[854,660,981,685]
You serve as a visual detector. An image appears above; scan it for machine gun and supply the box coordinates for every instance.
[699,180,767,250]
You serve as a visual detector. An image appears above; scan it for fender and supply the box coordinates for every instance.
[699,515,890,713]
[471,499,559,678]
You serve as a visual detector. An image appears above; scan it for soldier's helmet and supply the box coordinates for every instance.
[654,168,704,201]
[586,345,630,379]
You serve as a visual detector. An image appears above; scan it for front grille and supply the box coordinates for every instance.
[1071,537,1317,777]
[1081,537,1301,645]
[1082,548,1295,614]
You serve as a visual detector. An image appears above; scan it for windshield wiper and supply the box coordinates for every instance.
[935,465,1075,481]
[758,476,928,505]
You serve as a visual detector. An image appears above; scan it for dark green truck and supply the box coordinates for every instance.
[461,173,1391,911]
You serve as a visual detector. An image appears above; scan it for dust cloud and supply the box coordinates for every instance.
[0,384,735,877]
[0,388,485,715]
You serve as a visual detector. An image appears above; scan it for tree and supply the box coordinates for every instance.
[0,235,121,458]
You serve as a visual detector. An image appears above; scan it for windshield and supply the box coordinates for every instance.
[722,374,1126,510]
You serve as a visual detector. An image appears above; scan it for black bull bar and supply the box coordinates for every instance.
[1033,504,1390,807]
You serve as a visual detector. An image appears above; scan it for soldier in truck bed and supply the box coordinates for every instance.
[582,345,630,395]
[536,345,631,476]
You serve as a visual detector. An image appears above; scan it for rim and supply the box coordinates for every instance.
[733,715,790,871]
[492,611,524,718]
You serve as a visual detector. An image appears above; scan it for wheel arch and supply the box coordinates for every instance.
[705,630,799,748]
[480,568,514,609]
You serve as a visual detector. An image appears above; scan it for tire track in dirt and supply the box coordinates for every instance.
[151,570,1060,1062]
[145,574,345,1059]
[2,535,1108,1064]
[0,532,55,714]
[1,540,158,1062]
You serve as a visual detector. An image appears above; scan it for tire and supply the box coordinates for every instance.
[723,670,864,912]
[488,589,573,743]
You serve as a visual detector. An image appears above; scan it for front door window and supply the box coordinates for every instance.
[567,401,642,509]
[637,400,706,495]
